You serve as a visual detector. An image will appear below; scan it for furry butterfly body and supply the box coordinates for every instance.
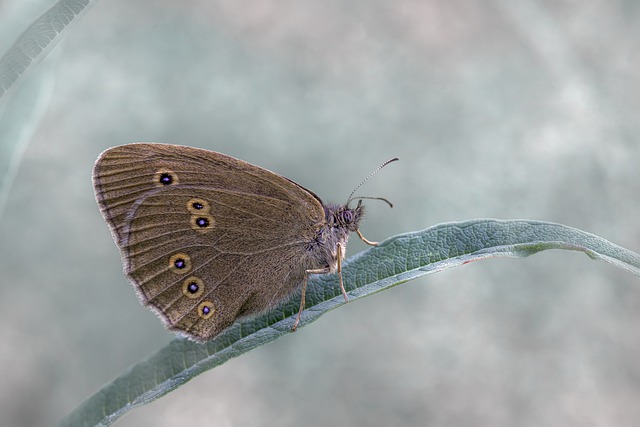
[93,143,383,341]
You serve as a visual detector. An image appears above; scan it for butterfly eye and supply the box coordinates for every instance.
[190,214,215,233]
[187,198,210,214]
[182,276,205,299]
[169,253,192,273]
[341,210,354,224]
[198,301,216,319]
[154,169,179,187]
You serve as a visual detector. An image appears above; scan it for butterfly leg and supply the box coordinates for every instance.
[337,243,348,302]
[292,267,330,332]
[356,229,379,246]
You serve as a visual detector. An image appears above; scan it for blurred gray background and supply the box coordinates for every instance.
[1,0,640,426]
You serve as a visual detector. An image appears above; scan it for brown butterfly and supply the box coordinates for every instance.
[93,143,396,341]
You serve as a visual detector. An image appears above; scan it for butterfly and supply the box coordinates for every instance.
[93,143,396,341]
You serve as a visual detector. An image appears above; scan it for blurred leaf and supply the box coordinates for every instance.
[57,219,640,426]
[0,0,98,106]
[0,50,58,220]
[0,0,99,219]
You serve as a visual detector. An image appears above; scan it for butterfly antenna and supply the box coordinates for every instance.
[350,196,394,208]
[346,157,399,206]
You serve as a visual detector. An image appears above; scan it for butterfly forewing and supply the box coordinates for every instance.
[93,143,326,340]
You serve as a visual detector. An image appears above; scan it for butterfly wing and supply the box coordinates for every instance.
[93,143,326,340]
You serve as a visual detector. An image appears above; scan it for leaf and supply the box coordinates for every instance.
[0,50,58,220]
[57,219,640,426]
[0,0,99,107]
[0,0,99,219]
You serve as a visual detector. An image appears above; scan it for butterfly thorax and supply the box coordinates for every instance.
[306,203,364,273]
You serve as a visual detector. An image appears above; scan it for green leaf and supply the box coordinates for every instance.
[57,219,640,427]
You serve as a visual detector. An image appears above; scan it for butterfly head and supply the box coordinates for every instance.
[327,201,365,232]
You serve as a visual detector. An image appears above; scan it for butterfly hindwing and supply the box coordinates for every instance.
[93,143,326,340]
